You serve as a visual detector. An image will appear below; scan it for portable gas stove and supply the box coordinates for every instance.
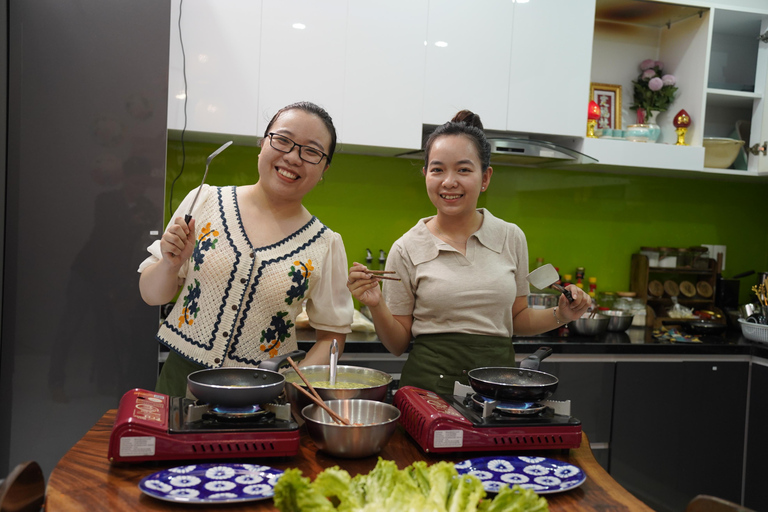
[108,388,300,463]
[393,384,581,454]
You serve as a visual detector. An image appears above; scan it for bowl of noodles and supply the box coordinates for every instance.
[283,365,393,417]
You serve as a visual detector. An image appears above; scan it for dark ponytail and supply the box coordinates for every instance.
[424,110,491,170]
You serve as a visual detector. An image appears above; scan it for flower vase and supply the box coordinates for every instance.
[638,109,661,143]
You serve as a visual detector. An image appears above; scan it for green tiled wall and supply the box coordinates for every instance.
[166,140,768,304]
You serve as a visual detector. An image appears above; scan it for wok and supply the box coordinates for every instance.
[187,350,304,407]
[467,347,558,403]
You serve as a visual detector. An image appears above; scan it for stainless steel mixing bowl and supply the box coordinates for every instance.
[301,399,400,458]
[605,310,634,332]
[569,314,609,336]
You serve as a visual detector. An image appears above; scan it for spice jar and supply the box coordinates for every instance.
[658,247,677,268]
[689,246,710,269]
[676,248,692,268]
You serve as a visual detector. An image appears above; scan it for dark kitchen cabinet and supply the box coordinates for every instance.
[610,361,748,512]
[745,361,768,510]
[539,361,615,470]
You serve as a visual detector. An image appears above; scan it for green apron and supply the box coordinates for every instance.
[399,333,515,395]
[155,350,206,397]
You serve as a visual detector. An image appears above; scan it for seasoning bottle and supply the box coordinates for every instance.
[562,274,573,286]
[575,267,585,289]
[588,277,597,298]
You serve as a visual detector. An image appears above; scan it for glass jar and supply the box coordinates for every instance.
[640,246,659,266]
[658,247,678,268]
[676,248,692,268]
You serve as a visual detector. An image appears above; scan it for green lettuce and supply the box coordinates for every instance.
[273,458,549,512]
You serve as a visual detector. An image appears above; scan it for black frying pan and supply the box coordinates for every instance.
[662,319,726,336]
[187,350,305,407]
[467,347,558,402]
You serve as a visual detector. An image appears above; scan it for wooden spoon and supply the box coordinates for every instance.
[290,382,350,425]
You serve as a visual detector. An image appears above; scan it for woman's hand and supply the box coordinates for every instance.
[160,217,196,269]
[347,262,383,307]
[556,285,593,323]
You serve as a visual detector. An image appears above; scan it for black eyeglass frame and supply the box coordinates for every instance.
[266,132,329,165]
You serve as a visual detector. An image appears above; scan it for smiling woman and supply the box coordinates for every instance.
[138,102,354,398]
[346,110,592,395]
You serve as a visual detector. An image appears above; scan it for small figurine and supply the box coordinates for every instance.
[587,101,601,139]
[673,109,691,146]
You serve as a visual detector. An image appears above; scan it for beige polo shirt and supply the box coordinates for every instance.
[382,209,529,338]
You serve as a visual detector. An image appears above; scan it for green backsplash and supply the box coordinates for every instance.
[166,140,768,304]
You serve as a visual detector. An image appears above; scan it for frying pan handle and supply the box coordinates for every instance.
[519,346,553,370]
[259,350,306,371]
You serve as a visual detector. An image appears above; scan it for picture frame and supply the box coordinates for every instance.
[590,83,622,131]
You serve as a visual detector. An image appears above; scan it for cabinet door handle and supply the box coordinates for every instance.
[747,142,767,156]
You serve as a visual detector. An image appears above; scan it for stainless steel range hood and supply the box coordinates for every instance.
[396,125,597,167]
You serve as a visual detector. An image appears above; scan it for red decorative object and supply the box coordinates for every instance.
[587,101,601,138]
[588,101,601,120]
[673,109,691,145]
[673,109,691,128]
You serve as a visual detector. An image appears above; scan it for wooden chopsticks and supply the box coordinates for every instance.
[286,356,350,425]
[368,270,401,282]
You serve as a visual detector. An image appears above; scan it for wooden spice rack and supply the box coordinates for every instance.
[630,253,720,327]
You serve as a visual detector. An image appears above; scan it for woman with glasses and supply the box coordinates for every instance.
[347,110,591,395]
[139,102,354,397]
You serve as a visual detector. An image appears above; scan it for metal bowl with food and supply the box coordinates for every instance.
[302,399,400,458]
[569,314,609,336]
[284,365,392,415]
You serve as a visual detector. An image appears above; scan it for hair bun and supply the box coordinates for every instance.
[450,110,484,130]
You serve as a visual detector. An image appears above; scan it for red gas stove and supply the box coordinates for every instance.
[393,385,582,454]
[108,389,300,463]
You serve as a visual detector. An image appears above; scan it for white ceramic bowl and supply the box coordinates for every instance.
[703,138,745,169]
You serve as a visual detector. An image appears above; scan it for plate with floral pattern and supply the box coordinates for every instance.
[455,456,585,494]
[139,463,283,504]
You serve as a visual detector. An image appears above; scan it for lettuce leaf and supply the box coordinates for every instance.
[273,458,548,512]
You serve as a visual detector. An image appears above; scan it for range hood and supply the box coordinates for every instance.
[396,126,598,168]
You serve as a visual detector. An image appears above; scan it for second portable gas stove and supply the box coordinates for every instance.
[393,384,582,454]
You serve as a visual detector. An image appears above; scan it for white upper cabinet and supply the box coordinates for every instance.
[704,9,768,175]
[422,0,514,131]
[341,1,428,151]
[167,0,262,137]
[506,0,596,138]
[580,0,768,176]
[257,1,347,138]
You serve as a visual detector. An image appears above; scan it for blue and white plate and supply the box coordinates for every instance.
[139,463,283,504]
[455,456,585,494]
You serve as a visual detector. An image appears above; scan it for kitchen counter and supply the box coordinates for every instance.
[298,326,768,360]
[46,410,652,511]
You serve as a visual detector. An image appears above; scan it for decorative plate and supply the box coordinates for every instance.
[139,463,283,504]
[455,456,585,495]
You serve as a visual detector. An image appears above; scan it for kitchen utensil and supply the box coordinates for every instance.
[664,280,679,297]
[527,264,574,302]
[738,318,768,343]
[467,347,558,402]
[648,280,664,297]
[284,365,392,418]
[739,303,759,319]
[285,356,324,403]
[290,382,349,425]
[184,140,234,224]
[329,339,339,387]
[301,400,400,458]
[703,137,745,169]
[367,270,400,281]
[186,349,304,407]
[680,280,696,297]
[696,281,713,298]
[569,314,610,336]
[604,310,634,332]
[662,319,727,336]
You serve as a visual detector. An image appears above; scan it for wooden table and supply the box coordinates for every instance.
[47,410,652,511]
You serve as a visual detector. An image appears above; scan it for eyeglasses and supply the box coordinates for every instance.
[267,133,328,165]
